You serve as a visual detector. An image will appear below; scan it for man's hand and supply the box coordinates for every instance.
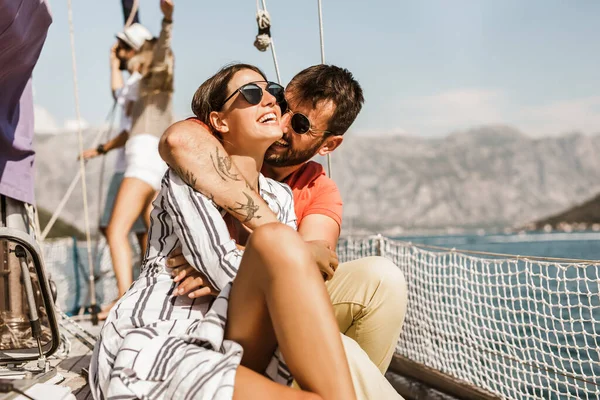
[306,240,339,281]
[172,266,218,298]
[160,0,174,20]
[167,247,218,298]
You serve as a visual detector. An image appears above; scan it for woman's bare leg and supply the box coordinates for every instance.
[227,223,356,400]
[233,366,321,400]
[105,177,154,298]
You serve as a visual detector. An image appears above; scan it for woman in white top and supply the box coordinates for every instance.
[82,69,146,233]
[80,41,149,315]
[83,1,174,319]
[89,63,355,400]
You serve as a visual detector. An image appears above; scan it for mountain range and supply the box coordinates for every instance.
[33,125,600,235]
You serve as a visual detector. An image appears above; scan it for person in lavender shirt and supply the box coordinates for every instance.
[0,0,52,236]
[0,0,52,349]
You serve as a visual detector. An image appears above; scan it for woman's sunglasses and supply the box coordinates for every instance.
[280,99,332,136]
[221,81,285,109]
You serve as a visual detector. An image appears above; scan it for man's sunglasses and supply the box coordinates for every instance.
[221,81,285,109]
[280,99,332,136]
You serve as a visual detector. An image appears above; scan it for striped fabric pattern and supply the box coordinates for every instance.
[89,169,296,399]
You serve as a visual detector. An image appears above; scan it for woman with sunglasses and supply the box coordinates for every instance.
[89,63,356,400]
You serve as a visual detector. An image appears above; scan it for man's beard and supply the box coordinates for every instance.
[264,135,326,167]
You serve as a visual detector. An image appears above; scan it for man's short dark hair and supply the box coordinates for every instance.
[287,65,364,135]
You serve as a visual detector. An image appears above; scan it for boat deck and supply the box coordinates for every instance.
[0,318,101,400]
[53,319,456,400]
[1,316,459,400]
[55,319,100,399]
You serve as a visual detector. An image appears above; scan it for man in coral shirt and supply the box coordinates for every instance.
[160,65,407,395]
[284,161,343,236]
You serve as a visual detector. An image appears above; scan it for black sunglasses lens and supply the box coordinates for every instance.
[266,83,285,103]
[239,85,263,105]
[291,113,310,134]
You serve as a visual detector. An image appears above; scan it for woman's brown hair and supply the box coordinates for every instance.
[191,63,267,130]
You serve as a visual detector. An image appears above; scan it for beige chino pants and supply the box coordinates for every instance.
[327,256,408,373]
[295,256,409,399]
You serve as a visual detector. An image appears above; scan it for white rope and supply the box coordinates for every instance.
[316,0,332,179]
[40,171,81,241]
[124,0,139,28]
[254,9,271,52]
[66,0,98,321]
[254,0,281,84]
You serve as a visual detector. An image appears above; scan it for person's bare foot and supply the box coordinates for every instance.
[97,300,118,321]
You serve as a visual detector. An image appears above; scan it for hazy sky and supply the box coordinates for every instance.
[34,0,600,137]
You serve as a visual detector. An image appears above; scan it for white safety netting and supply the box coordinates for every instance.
[41,237,141,315]
[337,236,600,400]
[40,235,599,399]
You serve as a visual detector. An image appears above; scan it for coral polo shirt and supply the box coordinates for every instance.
[281,161,343,229]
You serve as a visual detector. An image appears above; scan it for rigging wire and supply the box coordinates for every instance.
[66,0,99,324]
[316,0,332,178]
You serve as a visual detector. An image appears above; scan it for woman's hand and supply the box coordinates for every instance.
[78,147,100,161]
[160,0,174,20]
[306,240,339,281]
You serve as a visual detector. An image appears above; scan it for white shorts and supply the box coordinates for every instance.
[124,134,168,191]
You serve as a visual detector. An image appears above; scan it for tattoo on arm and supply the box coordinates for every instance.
[226,192,262,223]
[174,148,260,220]
[210,148,241,182]
[174,167,197,187]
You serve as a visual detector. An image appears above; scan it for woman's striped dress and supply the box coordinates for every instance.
[89,170,296,400]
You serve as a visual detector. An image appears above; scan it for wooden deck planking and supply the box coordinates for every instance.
[0,318,98,399]
[55,319,100,399]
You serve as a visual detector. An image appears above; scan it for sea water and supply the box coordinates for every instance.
[398,231,600,261]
